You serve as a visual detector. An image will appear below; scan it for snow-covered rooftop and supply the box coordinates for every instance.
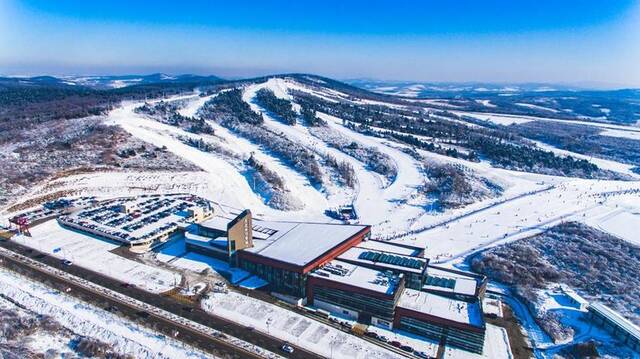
[424,266,480,297]
[338,246,427,274]
[309,260,403,295]
[185,231,228,250]
[356,239,423,257]
[200,215,368,267]
[398,289,484,328]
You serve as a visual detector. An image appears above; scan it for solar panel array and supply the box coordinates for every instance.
[426,275,456,289]
[252,224,277,236]
[358,251,424,269]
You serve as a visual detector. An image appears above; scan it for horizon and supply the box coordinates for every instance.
[3,71,637,91]
[1,1,640,87]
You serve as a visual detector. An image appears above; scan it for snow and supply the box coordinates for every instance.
[155,238,251,283]
[201,290,401,359]
[338,246,427,274]
[515,102,559,113]
[443,324,513,359]
[600,128,640,140]
[109,100,328,221]
[12,219,179,293]
[0,267,213,359]
[318,112,426,236]
[483,296,503,318]
[529,287,640,358]
[244,222,368,267]
[310,260,401,295]
[531,140,639,177]
[367,326,440,357]
[98,81,640,269]
[4,171,212,215]
[583,192,640,246]
[456,110,640,135]
[457,112,534,125]
[397,289,483,327]
[395,179,640,263]
[357,240,421,256]
[475,99,497,108]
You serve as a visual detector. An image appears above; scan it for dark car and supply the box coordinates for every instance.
[390,341,402,347]
[136,311,150,318]
[400,345,413,352]
[182,306,194,313]
[365,331,379,339]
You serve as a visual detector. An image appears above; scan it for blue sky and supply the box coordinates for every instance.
[1,0,639,87]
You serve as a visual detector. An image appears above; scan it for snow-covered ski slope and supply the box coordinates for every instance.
[103,77,640,263]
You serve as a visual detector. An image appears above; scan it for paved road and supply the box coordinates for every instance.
[0,239,321,359]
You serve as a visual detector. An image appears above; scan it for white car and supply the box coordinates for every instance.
[280,343,294,354]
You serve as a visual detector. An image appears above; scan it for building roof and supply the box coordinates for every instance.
[589,303,640,340]
[357,240,422,257]
[424,266,479,297]
[398,289,484,328]
[338,246,427,274]
[185,231,228,250]
[309,260,402,295]
[199,216,368,267]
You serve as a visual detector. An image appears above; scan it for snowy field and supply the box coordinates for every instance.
[12,219,179,293]
[396,179,640,263]
[101,81,640,263]
[2,170,212,215]
[455,112,535,125]
[583,192,640,246]
[202,291,401,359]
[0,267,213,359]
[600,128,640,140]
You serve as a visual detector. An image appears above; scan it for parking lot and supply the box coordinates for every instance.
[58,194,212,247]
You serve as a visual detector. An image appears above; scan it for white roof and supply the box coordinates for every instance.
[425,266,478,296]
[199,216,229,232]
[200,216,367,267]
[310,260,402,295]
[589,303,640,340]
[185,232,227,249]
[357,240,422,256]
[398,289,484,328]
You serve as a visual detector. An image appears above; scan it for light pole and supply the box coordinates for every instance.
[266,318,272,334]
[330,333,337,359]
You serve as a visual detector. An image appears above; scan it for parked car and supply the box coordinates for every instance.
[378,335,389,343]
[365,331,379,339]
[136,311,150,318]
[415,351,431,359]
[400,345,413,352]
[390,341,402,348]
[62,259,73,266]
[281,343,294,353]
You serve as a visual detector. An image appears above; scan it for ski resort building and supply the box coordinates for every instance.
[337,245,428,290]
[186,210,371,297]
[423,265,488,301]
[307,260,405,329]
[394,289,486,354]
[186,209,487,353]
